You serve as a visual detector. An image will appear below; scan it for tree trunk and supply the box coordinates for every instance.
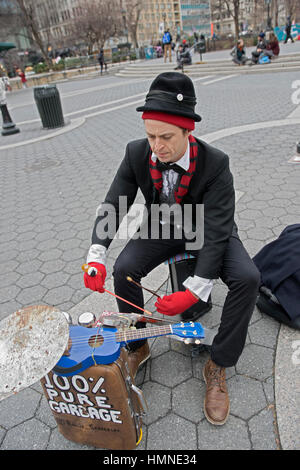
[233,1,240,38]
[15,0,52,68]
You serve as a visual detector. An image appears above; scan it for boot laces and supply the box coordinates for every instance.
[207,364,226,392]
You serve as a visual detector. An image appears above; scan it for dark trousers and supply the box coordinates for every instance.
[112,233,260,368]
[284,32,294,43]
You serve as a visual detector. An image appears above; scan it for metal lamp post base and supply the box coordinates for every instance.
[1,104,20,136]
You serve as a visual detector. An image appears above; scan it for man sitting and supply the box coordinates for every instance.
[175,44,192,70]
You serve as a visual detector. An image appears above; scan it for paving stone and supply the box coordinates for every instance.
[47,428,93,450]
[0,285,21,304]
[35,230,55,242]
[38,248,63,262]
[17,249,40,262]
[149,335,170,358]
[248,407,278,450]
[0,427,5,445]
[263,377,275,405]
[37,239,60,251]
[1,418,50,450]
[248,316,279,349]
[0,271,21,288]
[16,271,45,289]
[0,300,22,321]
[170,337,194,357]
[235,343,275,380]
[39,259,66,274]
[0,388,41,428]
[197,415,251,450]
[0,260,19,274]
[147,414,197,450]
[247,227,275,241]
[16,285,47,305]
[61,247,86,261]
[227,375,267,420]
[172,378,205,423]
[35,395,57,429]
[42,285,75,305]
[151,351,192,387]
[41,272,70,289]
[141,382,171,425]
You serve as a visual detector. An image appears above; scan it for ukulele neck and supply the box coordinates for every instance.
[115,325,172,343]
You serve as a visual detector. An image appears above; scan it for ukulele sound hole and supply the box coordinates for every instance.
[88,334,104,348]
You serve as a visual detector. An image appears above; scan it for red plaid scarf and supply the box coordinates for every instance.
[149,134,198,203]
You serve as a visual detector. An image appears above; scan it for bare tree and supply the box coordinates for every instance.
[71,0,122,54]
[120,0,145,48]
[13,0,52,67]
[223,0,241,38]
[285,0,297,20]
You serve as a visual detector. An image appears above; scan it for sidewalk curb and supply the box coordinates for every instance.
[275,324,300,450]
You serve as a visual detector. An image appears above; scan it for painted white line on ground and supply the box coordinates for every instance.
[16,92,146,125]
[198,118,300,143]
[286,105,300,119]
[82,98,144,119]
[192,75,215,82]
[9,77,151,110]
[202,74,238,85]
[61,78,150,99]
[0,118,85,150]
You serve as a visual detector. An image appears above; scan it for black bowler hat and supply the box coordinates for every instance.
[136,72,201,122]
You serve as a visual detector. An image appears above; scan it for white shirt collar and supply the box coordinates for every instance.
[151,140,190,171]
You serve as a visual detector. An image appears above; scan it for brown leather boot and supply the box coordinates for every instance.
[127,342,151,378]
[203,358,230,425]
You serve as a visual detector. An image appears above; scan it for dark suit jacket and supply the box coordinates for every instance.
[92,137,236,279]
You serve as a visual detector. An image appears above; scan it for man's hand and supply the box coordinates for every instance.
[83,262,106,293]
[155,289,198,316]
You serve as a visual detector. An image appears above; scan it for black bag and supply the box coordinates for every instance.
[256,286,300,330]
[167,254,212,321]
[253,224,300,330]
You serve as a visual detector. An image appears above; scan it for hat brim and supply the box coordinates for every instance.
[136,102,202,122]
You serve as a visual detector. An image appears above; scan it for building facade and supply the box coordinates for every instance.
[136,0,182,45]
[180,0,211,37]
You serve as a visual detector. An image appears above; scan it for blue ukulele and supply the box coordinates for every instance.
[54,322,205,377]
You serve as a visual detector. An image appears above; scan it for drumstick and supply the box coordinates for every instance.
[103,288,153,316]
[126,276,160,298]
[82,264,152,316]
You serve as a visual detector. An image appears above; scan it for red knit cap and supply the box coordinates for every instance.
[142,111,195,131]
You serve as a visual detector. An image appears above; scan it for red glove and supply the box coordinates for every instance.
[83,262,106,293]
[155,289,198,316]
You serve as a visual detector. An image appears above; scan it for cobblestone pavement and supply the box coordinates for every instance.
[0,64,299,451]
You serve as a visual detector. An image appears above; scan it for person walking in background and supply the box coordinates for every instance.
[284,16,294,43]
[18,69,27,89]
[163,29,172,63]
[98,49,107,75]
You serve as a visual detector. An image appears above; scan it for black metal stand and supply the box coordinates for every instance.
[1,104,20,136]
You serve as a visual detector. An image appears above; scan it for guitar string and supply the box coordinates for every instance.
[63,325,200,344]
[63,332,202,349]
[61,323,196,343]
[65,329,175,346]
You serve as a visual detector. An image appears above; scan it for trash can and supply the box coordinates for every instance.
[34,85,64,129]
[144,46,154,60]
